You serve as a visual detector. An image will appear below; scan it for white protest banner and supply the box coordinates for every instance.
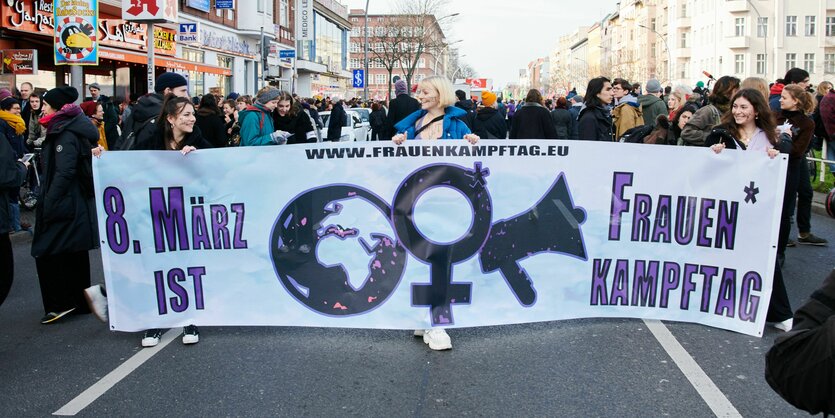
[94,141,787,336]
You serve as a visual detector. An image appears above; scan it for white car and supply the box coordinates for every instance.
[350,108,373,141]
[320,110,368,142]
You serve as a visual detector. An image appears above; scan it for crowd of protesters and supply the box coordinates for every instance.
[2,67,834,363]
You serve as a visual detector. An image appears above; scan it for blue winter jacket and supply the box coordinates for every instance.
[239,104,276,146]
[394,106,472,140]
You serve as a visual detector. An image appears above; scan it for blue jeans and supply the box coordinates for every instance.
[827,139,835,174]
[8,202,20,232]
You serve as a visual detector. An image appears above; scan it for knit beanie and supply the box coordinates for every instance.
[256,88,281,104]
[79,100,99,117]
[43,86,79,110]
[394,80,408,96]
[646,79,662,93]
[155,72,188,93]
[0,88,11,102]
[481,91,497,107]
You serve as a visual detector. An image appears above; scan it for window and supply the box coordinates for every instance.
[216,55,233,98]
[805,16,816,36]
[735,18,745,37]
[349,42,359,53]
[350,58,359,69]
[280,0,289,27]
[786,16,797,36]
[651,17,656,31]
[786,53,797,71]
[417,58,425,68]
[756,54,766,74]
[257,0,264,13]
[825,53,835,73]
[734,54,745,74]
[826,17,835,37]
[804,53,815,73]
[757,17,768,37]
[351,27,360,37]
[680,3,687,18]
[182,48,204,97]
[351,17,358,22]
[680,32,688,48]
[375,74,386,85]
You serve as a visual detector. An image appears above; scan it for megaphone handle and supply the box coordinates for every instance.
[499,262,536,307]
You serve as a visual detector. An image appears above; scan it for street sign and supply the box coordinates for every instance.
[278,49,296,59]
[215,0,234,9]
[352,69,364,88]
[178,23,199,43]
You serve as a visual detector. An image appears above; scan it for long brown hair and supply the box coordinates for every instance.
[160,95,193,150]
[719,88,777,146]
[710,76,741,106]
[276,90,299,118]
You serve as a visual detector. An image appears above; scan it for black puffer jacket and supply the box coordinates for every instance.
[577,105,614,141]
[195,110,227,148]
[550,108,576,139]
[466,107,507,139]
[274,107,315,144]
[116,93,163,150]
[0,131,26,234]
[31,111,100,257]
[509,103,558,139]
[385,93,420,139]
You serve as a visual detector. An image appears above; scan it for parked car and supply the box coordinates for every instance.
[320,110,369,142]
[351,108,373,141]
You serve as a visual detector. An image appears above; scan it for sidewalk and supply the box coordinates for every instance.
[813,190,830,217]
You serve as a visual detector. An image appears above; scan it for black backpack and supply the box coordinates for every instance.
[618,124,653,143]
[120,117,155,150]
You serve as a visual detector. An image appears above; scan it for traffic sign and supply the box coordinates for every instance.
[215,0,235,9]
[352,69,364,88]
[278,49,296,59]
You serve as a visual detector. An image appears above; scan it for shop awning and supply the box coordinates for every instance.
[99,47,232,76]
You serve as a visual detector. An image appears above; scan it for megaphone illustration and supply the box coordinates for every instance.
[478,173,587,306]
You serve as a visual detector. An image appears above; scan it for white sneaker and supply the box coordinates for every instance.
[141,329,163,347]
[84,285,108,323]
[422,328,452,351]
[182,325,199,345]
[773,318,793,332]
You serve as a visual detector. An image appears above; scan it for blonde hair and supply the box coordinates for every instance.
[419,75,456,108]
[816,81,833,97]
[669,84,692,105]
[783,84,816,114]
[741,77,769,102]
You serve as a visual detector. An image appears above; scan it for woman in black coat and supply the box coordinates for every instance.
[509,89,558,139]
[194,94,227,148]
[31,86,101,323]
[273,91,316,144]
[0,119,27,306]
[550,97,576,139]
[578,77,615,141]
[369,102,386,141]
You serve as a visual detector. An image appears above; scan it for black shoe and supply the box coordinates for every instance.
[40,308,76,324]
[786,239,796,247]
[797,233,828,246]
[141,329,163,347]
[182,325,199,345]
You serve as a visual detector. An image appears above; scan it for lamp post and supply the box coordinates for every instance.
[745,0,767,79]
[363,0,370,101]
[638,24,672,86]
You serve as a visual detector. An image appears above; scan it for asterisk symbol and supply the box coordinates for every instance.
[470,162,490,188]
[744,181,759,204]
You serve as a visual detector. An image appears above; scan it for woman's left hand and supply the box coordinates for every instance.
[91,145,105,158]
[464,134,480,145]
[182,145,197,155]
[767,148,780,159]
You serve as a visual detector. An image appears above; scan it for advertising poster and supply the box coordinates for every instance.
[54,0,99,66]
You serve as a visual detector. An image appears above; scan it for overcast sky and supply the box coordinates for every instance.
[342,0,620,86]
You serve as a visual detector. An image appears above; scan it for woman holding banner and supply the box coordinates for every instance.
[707,88,793,332]
[392,75,479,351]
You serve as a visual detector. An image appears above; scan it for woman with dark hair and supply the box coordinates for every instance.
[509,89,558,139]
[133,95,209,346]
[769,68,811,111]
[549,97,576,139]
[669,102,699,145]
[577,77,614,141]
[680,75,740,146]
[195,94,227,148]
[369,102,386,141]
[31,86,101,324]
[273,91,316,144]
[708,88,792,332]
[80,101,108,150]
[778,85,827,247]
[222,99,240,146]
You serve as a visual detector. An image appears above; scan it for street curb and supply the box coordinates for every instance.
[813,191,831,218]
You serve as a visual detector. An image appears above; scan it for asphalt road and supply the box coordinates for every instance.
[1,210,832,417]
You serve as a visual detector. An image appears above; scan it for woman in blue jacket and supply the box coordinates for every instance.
[239,87,290,146]
[392,76,480,144]
[391,76,478,352]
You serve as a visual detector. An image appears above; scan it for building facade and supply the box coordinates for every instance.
[294,0,351,99]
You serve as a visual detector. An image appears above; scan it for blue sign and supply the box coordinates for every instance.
[352,69,364,88]
[215,0,234,9]
[187,0,211,12]
[178,23,199,43]
[278,50,296,59]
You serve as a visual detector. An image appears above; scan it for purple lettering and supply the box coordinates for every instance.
[715,268,737,318]
[631,194,652,242]
[632,260,659,307]
[660,262,681,308]
[149,187,190,253]
[715,200,739,250]
[610,259,630,306]
[674,196,696,245]
[191,205,211,250]
[188,267,206,310]
[591,258,611,305]
[609,172,634,241]
[210,205,231,250]
[154,270,167,315]
[231,203,248,249]
[699,265,719,313]
[697,199,716,247]
[651,195,672,243]
[167,268,189,313]
[680,264,699,310]
[739,272,761,322]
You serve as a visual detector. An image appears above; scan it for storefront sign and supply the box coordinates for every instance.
[296,0,313,41]
[2,49,38,74]
[186,0,209,12]
[122,0,178,23]
[200,29,253,56]
[178,22,199,43]
[2,0,54,32]
[98,19,176,56]
[54,0,98,65]
[215,0,234,9]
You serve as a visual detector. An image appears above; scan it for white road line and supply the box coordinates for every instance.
[53,329,179,416]
[643,319,742,418]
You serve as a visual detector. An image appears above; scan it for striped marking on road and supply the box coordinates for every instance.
[52,329,179,416]
[644,319,742,418]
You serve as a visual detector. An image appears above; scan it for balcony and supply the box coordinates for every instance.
[725,1,750,13]
[676,47,691,58]
[725,36,750,49]
[676,16,691,28]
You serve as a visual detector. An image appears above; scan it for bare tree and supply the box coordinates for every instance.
[367,17,410,102]
[392,0,451,91]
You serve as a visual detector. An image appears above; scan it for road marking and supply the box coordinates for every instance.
[53,329,179,416]
[643,319,742,418]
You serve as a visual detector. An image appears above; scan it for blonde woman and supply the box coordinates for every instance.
[667,84,693,121]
